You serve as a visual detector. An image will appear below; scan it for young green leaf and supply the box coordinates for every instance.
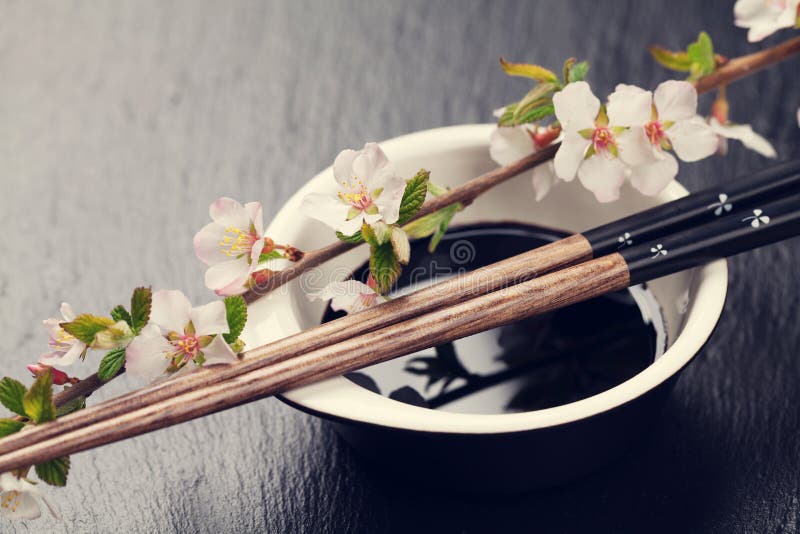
[23,372,55,424]
[397,169,430,224]
[496,103,518,127]
[0,377,27,417]
[55,395,86,418]
[427,181,449,197]
[0,419,25,437]
[567,61,589,83]
[130,286,152,333]
[223,296,247,344]
[258,250,284,263]
[335,230,364,243]
[98,347,127,382]
[35,457,70,487]
[687,31,715,80]
[648,45,693,72]
[390,227,410,265]
[110,305,132,326]
[499,57,559,83]
[360,222,383,247]
[428,203,460,253]
[369,241,402,294]
[61,314,115,345]
[512,82,557,124]
[515,103,555,126]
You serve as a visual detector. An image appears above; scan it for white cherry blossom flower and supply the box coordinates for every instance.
[734,0,800,42]
[609,81,717,196]
[38,303,86,367]
[553,81,656,202]
[710,118,777,158]
[0,473,59,520]
[194,197,266,296]
[489,124,561,200]
[300,143,406,236]
[125,290,238,382]
[309,278,385,314]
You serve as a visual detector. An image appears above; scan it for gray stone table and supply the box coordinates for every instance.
[0,1,798,532]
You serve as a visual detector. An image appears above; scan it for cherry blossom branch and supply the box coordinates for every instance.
[45,33,800,413]
[244,34,800,302]
[693,35,800,94]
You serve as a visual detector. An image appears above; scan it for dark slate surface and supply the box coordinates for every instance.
[0,1,798,532]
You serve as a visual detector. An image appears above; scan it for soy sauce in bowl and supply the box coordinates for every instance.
[321,222,667,415]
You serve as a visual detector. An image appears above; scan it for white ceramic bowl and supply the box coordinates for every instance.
[244,124,728,491]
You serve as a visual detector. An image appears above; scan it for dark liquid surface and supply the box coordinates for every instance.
[322,222,666,414]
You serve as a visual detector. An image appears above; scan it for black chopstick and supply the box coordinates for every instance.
[584,159,800,256]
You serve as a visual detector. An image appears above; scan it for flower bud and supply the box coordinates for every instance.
[93,321,134,349]
[531,125,561,148]
[27,364,73,385]
[284,246,304,262]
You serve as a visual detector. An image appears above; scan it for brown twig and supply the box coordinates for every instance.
[13,33,800,446]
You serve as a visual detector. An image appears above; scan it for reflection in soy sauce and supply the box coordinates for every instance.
[322,222,667,414]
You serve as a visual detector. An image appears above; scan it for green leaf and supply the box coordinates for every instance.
[35,457,70,487]
[55,395,86,418]
[562,57,576,84]
[428,203,460,253]
[369,241,402,294]
[648,45,693,72]
[223,296,247,344]
[0,419,25,437]
[98,347,126,382]
[515,103,555,126]
[496,103,518,127]
[335,230,364,243]
[23,372,55,424]
[61,314,114,345]
[361,222,379,247]
[499,57,559,83]
[397,169,430,225]
[567,61,589,83]
[258,250,284,263]
[427,181,449,197]
[512,82,557,124]
[110,305,132,326]
[686,31,715,80]
[130,286,152,333]
[0,378,27,417]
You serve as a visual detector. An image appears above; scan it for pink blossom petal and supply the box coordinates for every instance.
[43,318,63,340]
[244,201,264,237]
[577,156,627,203]
[709,119,777,158]
[531,162,558,201]
[59,302,76,322]
[607,84,652,126]
[125,324,173,382]
[489,126,535,165]
[352,142,390,182]
[193,222,231,266]
[299,192,351,232]
[668,117,719,162]
[553,81,600,132]
[249,238,265,267]
[209,197,249,229]
[654,81,698,122]
[617,128,657,167]
[553,130,591,181]
[201,335,239,366]
[58,341,86,366]
[205,260,252,294]
[332,149,360,183]
[336,214,367,236]
[629,152,679,196]
[190,301,229,336]
[150,290,192,334]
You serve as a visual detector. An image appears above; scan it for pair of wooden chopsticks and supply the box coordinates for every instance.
[1,160,799,472]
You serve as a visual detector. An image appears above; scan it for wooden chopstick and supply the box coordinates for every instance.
[1,161,799,464]
[1,189,799,472]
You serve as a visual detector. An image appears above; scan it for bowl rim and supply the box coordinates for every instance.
[263,124,729,435]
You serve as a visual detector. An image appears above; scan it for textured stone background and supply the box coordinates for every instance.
[0,1,799,532]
